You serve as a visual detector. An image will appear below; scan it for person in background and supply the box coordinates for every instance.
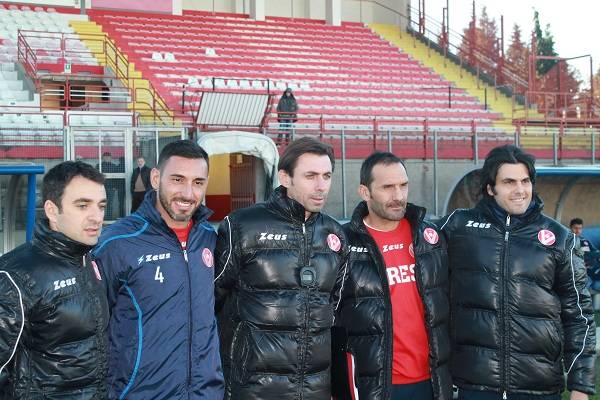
[276,87,298,145]
[96,151,124,219]
[130,156,151,213]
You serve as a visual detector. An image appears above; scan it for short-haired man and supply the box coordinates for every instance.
[0,161,108,399]
[440,145,596,400]
[93,140,224,399]
[332,152,451,400]
[215,137,349,399]
[130,156,151,213]
[569,218,596,265]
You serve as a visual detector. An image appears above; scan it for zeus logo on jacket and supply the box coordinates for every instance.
[259,232,288,241]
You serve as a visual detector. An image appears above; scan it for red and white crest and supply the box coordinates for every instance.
[409,243,414,258]
[423,228,439,245]
[538,230,556,246]
[327,233,342,252]
[91,260,102,281]
[202,248,214,268]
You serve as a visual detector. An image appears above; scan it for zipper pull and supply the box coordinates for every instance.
[183,249,188,262]
[506,215,511,227]
[302,223,306,235]
[503,391,507,400]
[504,231,509,242]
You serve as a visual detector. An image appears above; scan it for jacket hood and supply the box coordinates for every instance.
[32,218,93,264]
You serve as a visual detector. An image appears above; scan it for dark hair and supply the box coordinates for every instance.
[157,140,209,171]
[570,218,584,227]
[480,145,536,196]
[360,151,406,188]
[278,137,334,176]
[43,161,105,211]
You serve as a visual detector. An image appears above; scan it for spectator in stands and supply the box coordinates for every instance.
[130,156,151,212]
[92,140,223,400]
[0,161,109,399]
[96,151,124,219]
[214,137,349,399]
[439,145,596,400]
[332,152,452,400]
[276,87,298,145]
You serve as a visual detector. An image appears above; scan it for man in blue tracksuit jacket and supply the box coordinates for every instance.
[92,140,224,400]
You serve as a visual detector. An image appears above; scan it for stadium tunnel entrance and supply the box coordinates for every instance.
[444,166,600,226]
[197,131,279,221]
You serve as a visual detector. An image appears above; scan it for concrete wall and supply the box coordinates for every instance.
[181,0,409,24]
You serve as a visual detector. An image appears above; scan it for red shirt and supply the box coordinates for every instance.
[365,218,430,384]
[172,220,193,250]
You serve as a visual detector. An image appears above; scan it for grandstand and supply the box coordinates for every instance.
[82,8,503,132]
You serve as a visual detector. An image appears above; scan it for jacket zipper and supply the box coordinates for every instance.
[501,215,510,400]
[364,228,393,398]
[298,222,309,400]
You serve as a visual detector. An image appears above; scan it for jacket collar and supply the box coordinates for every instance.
[136,190,213,229]
[32,218,93,264]
[268,185,318,224]
[476,194,543,227]
[349,201,426,238]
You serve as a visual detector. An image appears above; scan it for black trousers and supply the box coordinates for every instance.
[131,191,146,213]
[391,379,433,400]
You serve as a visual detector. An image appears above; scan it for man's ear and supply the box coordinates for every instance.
[486,184,496,197]
[44,199,59,229]
[278,169,291,188]
[358,184,370,202]
[150,168,160,190]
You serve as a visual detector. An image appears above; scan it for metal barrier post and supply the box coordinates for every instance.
[26,173,37,242]
[341,128,347,219]
[473,129,479,165]
[552,128,558,166]
[592,128,596,165]
[387,130,392,153]
[433,130,438,216]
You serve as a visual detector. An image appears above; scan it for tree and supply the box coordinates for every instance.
[533,10,557,75]
[506,23,529,93]
[457,6,499,76]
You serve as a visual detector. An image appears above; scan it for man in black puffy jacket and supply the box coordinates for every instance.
[215,137,349,399]
[439,145,596,400]
[332,152,452,400]
[0,161,109,399]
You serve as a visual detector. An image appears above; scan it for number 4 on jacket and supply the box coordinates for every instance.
[155,266,165,283]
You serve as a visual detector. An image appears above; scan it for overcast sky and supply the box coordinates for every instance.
[422,0,598,85]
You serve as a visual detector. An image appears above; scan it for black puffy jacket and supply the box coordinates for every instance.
[0,220,109,399]
[333,202,452,400]
[440,196,596,395]
[214,186,349,400]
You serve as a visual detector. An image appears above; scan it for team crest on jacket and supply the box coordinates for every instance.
[91,260,102,281]
[537,229,556,246]
[423,228,439,245]
[202,248,214,268]
[327,233,342,252]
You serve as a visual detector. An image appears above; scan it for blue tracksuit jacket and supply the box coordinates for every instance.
[92,191,224,400]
